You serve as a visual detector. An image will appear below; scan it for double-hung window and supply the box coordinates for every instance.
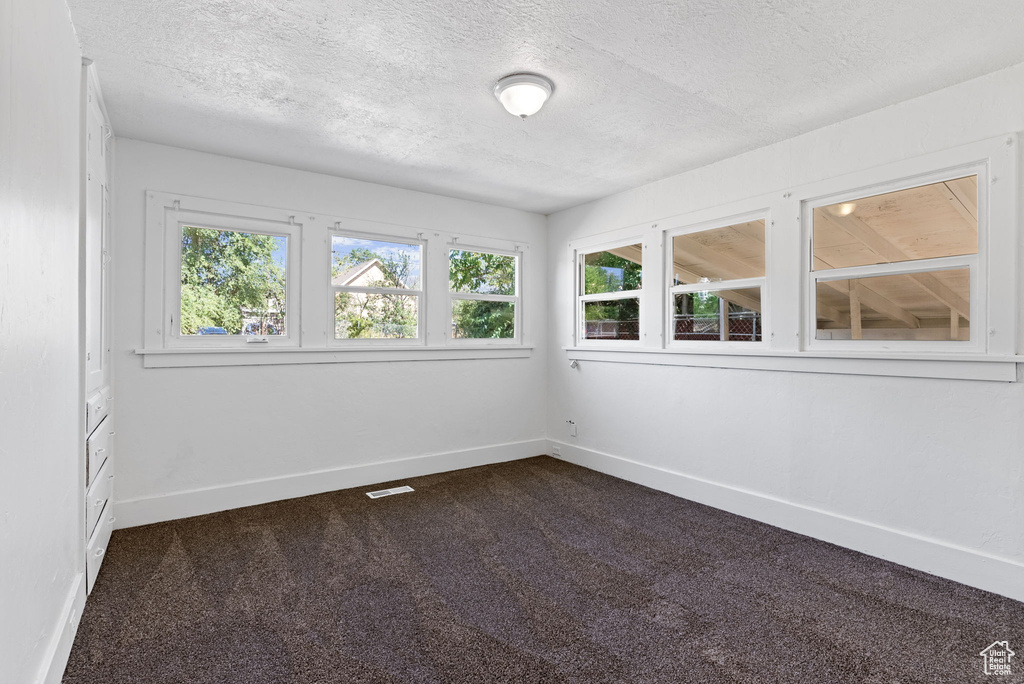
[157,202,301,348]
[808,172,981,349]
[143,192,531,366]
[448,248,520,342]
[331,234,423,342]
[577,242,643,342]
[666,216,767,346]
[566,134,1016,380]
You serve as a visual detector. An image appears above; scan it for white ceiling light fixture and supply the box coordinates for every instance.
[494,73,554,119]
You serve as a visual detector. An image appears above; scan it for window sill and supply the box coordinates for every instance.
[136,345,533,368]
[564,347,1020,382]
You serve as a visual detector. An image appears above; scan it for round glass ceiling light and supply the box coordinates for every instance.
[494,73,554,119]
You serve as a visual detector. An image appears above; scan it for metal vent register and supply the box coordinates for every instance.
[366,485,415,499]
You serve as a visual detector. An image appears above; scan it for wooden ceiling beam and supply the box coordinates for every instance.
[606,244,643,265]
[818,211,970,320]
[933,182,978,236]
[610,241,854,324]
[814,257,917,328]
[672,234,762,279]
[946,178,978,220]
[908,272,970,320]
[669,262,763,313]
[818,278,917,328]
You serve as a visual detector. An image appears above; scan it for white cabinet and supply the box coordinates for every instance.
[86,458,113,537]
[86,502,115,594]
[81,62,115,594]
[86,414,112,485]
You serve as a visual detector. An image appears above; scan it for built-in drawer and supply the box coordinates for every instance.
[86,416,113,486]
[86,387,111,436]
[86,498,115,594]
[86,459,113,537]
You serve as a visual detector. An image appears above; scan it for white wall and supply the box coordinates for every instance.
[112,140,548,524]
[0,0,85,682]
[547,63,1024,601]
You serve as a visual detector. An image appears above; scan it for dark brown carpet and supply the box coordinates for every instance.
[64,456,1023,683]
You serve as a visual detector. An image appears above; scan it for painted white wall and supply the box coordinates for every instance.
[546,63,1024,600]
[0,0,85,682]
[112,140,548,522]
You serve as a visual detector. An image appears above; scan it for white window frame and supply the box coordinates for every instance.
[575,235,646,347]
[141,192,532,367]
[447,244,522,346]
[328,229,426,347]
[147,194,303,350]
[799,145,1009,355]
[803,165,984,354]
[564,134,1019,381]
[665,210,770,350]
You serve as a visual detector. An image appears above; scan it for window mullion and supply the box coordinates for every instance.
[812,254,976,282]
[640,233,661,348]
[579,290,640,302]
[299,219,326,347]
[671,277,765,295]
[335,285,424,296]
[450,292,516,303]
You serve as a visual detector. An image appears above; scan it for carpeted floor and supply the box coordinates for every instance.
[64,456,1023,683]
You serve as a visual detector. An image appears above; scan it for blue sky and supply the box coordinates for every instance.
[331,236,422,287]
[272,236,287,268]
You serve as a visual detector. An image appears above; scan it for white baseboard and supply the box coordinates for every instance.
[550,440,1024,603]
[38,571,85,684]
[115,439,548,528]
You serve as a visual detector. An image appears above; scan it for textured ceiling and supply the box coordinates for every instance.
[66,0,1024,214]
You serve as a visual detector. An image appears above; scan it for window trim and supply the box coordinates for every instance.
[447,244,523,346]
[575,236,645,347]
[802,164,986,353]
[664,211,770,350]
[328,229,426,346]
[563,133,1020,381]
[141,192,532,365]
[147,195,304,350]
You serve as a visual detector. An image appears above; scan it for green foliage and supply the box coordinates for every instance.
[583,251,641,294]
[179,227,286,335]
[583,298,639,322]
[447,250,517,338]
[688,293,720,318]
[452,300,515,339]
[449,250,516,295]
[333,248,418,339]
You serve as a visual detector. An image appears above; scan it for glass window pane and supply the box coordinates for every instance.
[673,288,762,342]
[451,299,515,339]
[582,298,639,340]
[449,250,517,295]
[670,221,765,285]
[813,176,978,270]
[335,292,418,339]
[583,245,642,294]
[815,269,969,341]
[332,236,421,289]
[180,226,287,336]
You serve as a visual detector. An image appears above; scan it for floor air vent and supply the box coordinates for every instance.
[366,485,415,499]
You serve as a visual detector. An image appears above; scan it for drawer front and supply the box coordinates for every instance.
[87,459,113,537]
[86,389,109,436]
[86,416,113,486]
[87,501,115,594]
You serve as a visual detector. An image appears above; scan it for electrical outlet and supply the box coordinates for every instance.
[551,446,561,456]
[567,420,577,438]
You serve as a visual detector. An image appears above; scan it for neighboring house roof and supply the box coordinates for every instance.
[332,259,386,287]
